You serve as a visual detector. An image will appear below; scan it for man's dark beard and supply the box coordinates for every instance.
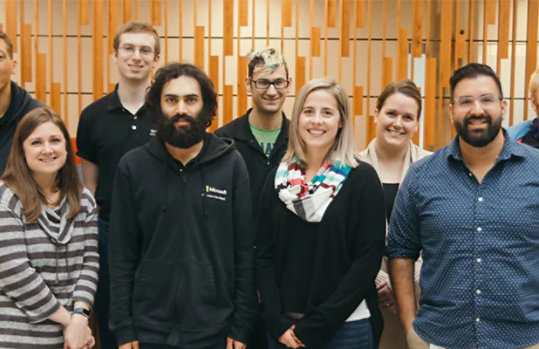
[156,111,212,148]
[454,114,502,147]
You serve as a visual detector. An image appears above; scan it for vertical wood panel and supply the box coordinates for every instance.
[340,0,351,57]
[485,0,496,24]
[327,0,337,27]
[468,0,475,62]
[164,0,168,62]
[48,0,53,105]
[80,0,89,24]
[78,0,82,115]
[179,0,183,60]
[239,0,249,26]
[151,0,161,26]
[453,0,465,69]
[252,0,255,48]
[51,82,61,115]
[295,56,306,94]
[411,0,423,58]
[424,57,436,149]
[366,0,373,135]
[21,24,32,85]
[36,53,47,102]
[524,0,538,120]
[309,0,314,78]
[209,55,220,98]
[355,0,364,28]
[382,57,392,87]
[63,0,68,123]
[123,0,133,23]
[353,86,363,116]
[282,0,292,27]
[223,85,233,126]
[509,0,518,125]
[397,28,408,80]
[266,0,270,45]
[482,0,494,63]
[497,0,510,60]
[237,56,247,117]
[93,0,104,100]
[109,0,119,53]
[223,0,233,56]
[439,0,452,88]
[6,0,17,53]
[194,26,205,69]
[311,27,321,57]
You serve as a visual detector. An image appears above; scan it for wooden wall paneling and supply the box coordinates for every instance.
[353,86,363,116]
[78,0,82,115]
[51,82,61,115]
[382,0,387,58]
[63,0,68,122]
[497,0,510,62]
[223,0,233,56]
[239,0,249,26]
[93,0,104,100]
[266,0,270,45]
[524,0,538,121]
[36,53,47,102]
[195,26,205,69]
[352,0,358,128]
[252,0,255,48]
[482,0,496,63]
[179,0,182,60]
[109,0,118,54]
[48,0,53,106]
[123,0,133,23]
[454,0,466,69]
[424,57,436,150]
[80,0,89,24]
[208,0,212,66]
[311,27,321,57]
[0,24,2,31]
[295,56,306,94]
[309,0,314,78]
[324,0,329,75]
[151,0,161,26]
[439,0,452,88]
[223,85,233,126]
[382,58,392,88]
[365,0,373,143]
[425,0,431,54]
[209,55,220,104]
[468,0,475,63]
[6,0,17,53]
[164,0,168,62]
[237,56,247,117]
[340,0,351,58]
[21,24,32,85]
[411,0,423,59]
[509,0,518,125]
[282,0,292,53]
[327,0,337,27]
[355,0,364,28]
[397,28,408,80]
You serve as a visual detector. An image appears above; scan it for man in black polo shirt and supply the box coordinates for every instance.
[215,48,291,349]
[215,47,291,212]
[76,22,160,348]
[0,30,43,174]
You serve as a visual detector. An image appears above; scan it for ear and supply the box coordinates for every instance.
[530,96,538,114]
[113,51,118,64]
[500,98,508,121]
[10,59,17,76]
[245,76,251,94]
[448,103,455,125]
[153,54,160,66]
[373,108,379,123]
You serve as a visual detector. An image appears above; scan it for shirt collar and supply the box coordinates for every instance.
[107,84,122,111]
[447,129,527,162]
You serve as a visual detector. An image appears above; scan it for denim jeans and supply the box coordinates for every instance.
[96,218,116,349]
[266,318,374,349]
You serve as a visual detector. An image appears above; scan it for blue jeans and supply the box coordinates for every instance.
[96,218,116,349]
[267,318,374,349]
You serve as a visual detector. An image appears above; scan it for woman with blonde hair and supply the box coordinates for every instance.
[359,79,431,348]
[0,107,98,349]
[256,78,386,349]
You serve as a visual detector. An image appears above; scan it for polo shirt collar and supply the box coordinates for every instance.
[107,84,123,111]
[447,129,526,162]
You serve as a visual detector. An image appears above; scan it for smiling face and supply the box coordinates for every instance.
[22,121,67,180]
[114,32,159,82]
[449,75,506,148]
[246,65,289,116]
[298,89,342,157]
[375,92,419,150]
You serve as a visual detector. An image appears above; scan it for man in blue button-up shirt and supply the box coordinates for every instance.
[388,63,539,349]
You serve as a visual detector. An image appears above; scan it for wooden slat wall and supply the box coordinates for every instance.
[2,0,537,152]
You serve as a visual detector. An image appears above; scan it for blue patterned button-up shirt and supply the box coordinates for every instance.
[387,135,539,349]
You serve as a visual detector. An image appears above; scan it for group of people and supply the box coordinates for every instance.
[0,20,537,349]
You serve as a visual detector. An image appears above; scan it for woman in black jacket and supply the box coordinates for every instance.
[256,78,386,349]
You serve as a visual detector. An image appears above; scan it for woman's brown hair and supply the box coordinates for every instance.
[1,107,81,222]
[376,79,422,119]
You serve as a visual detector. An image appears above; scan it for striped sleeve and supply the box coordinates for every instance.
[72,191,99,307]
[0,204,61,324]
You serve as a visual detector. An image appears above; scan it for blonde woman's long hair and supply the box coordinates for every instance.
[283,78,359,168]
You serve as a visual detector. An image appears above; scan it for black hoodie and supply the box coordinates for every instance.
[109,134,257,348]
[0,81,44,173]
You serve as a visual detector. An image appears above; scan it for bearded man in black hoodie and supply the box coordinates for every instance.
[109,63,257,349]
[0,31,44,174]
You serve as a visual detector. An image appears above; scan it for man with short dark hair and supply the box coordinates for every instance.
[388,63,539,349]
[76,21,160,348]
[109,63,257,349]
[0,30,43,174]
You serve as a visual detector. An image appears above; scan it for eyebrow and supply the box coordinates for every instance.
[163,93,200,98]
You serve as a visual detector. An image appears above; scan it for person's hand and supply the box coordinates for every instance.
[63,314,94,349]
[377,281,398,314]
[226,337,246,349]
[119,341,139,349]
[278,325,305,348]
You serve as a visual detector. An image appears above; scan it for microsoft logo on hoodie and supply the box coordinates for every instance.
[205,185,227,201]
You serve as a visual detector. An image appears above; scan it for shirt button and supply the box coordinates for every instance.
[476,258,482,263]
[476,317,481,322]
[468,172,473,177]
[478,197,483,202]
[134,116,138,120]
[266,161,270,166]
[132,125,137,130]
[476,289,481,295]
[476,227,482,232]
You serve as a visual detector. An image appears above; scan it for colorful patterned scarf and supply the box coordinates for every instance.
[275,158,352,222]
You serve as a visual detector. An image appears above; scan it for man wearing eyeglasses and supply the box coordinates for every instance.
[388,63,539,349]
[76,22,160,349]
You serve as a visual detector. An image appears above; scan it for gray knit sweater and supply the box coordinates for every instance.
[0,182,98,348]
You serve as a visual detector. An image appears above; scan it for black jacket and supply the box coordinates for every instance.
[214,109,289,211]
[109,134,257,348]
[0,81,44,174]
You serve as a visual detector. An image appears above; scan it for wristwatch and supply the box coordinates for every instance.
[71,307,91,318]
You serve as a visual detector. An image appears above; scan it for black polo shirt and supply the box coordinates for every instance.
[76,84,155,222]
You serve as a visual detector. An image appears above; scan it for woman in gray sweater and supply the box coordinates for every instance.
[0,107,98,349]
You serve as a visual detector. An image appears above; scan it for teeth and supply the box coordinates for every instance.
[309,130,324,135]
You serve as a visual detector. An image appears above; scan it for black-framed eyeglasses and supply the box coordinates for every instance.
[250,78,290,90]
